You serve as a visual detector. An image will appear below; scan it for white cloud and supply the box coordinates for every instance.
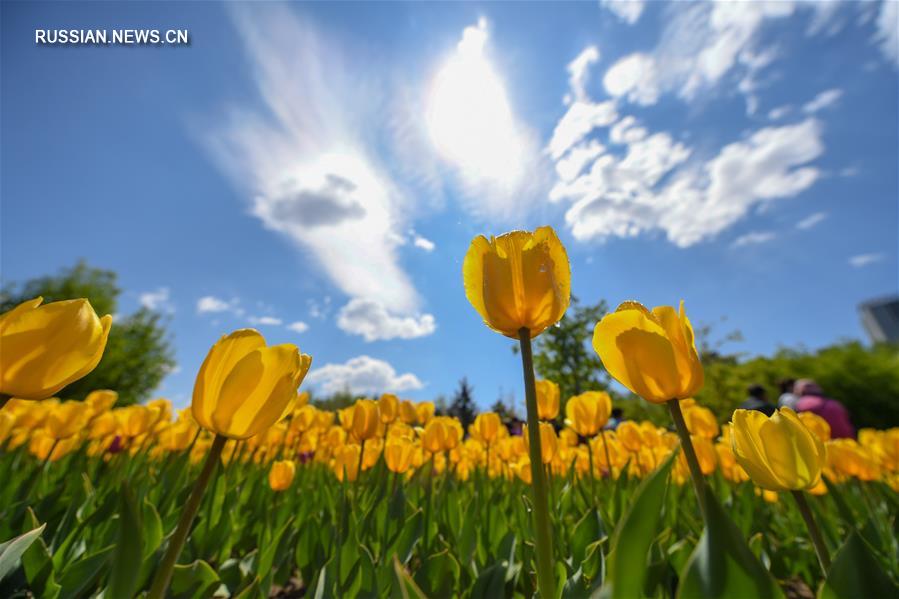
[306,355,424,395]
[731,231,776,248]
[796,211,827,230]
[307,297,332,320]
[287,321,309,334]
[552,118,824,247]
[203,5,424,314]
[849,253,884,268]
[603,53,659,105]
[802,88,843,113]
[548,100,618,160]
[197,295,233,314]
[139,287,173,313]
[336,298,436,342]
[425,18,545,220]
[566,46,600,102]
[768,105,792,120]
[874,0,899,66]
[601,0,646,25]
[248,315,283,326]
[413,235,435,252]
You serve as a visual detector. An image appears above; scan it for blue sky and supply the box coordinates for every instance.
[2,1,897,411]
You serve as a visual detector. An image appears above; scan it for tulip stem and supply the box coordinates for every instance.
[667,399,708,521]
[587,438,597,505]
[518,328,556,599]
[599,430,613,478]
[148,433,226,599]
[791,490,831,573]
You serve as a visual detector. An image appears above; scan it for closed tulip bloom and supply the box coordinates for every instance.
[0,297,112,400]
[535,380,560,420]
[798,411,831,443]
[85,390,118,414]
[415,402,435,425]
[463,227,571,338]
[565,391,612,437]
[378,394,399,424]
[399,400,418,424]
[592,301,703,403]
[192,329,311,440]
[470,412,502,444]
[334,444,361,482]
[0,410,15,444]
[269,460,296,491]
[731,408,825,492]
[683,405,719,439]
[45,400,90,439]
[351,399,380,442]
[616,421,643,452]
[523,423,558,465]
[384,438,415,474]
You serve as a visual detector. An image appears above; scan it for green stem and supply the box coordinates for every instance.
[791,490,831,573]
[667,399,708,521]
[599,430,613,478]
[587,439,597,505]
[518,328,556,599]
[147,434,226,599]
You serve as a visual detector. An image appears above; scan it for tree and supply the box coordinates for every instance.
[531,297,610,407]
[1,261,175,406]
[447,378,477,430]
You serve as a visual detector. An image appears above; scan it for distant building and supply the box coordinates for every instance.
[859,295,899,343]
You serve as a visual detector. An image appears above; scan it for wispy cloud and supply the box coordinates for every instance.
[874,0,899,66]
[601,0,646,25]
[248,315,283,326]
[413,235,435,252]
[796,212,827,230]
[849,253,884,268]
[731,231,776,248]
[802,88,843,114]
[139,287,174,313]
[336,298,436,342]
[306,355,424,395]
[287,321,309,334]
[196,295,239,315]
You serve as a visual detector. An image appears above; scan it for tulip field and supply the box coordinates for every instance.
[1,228,898,598]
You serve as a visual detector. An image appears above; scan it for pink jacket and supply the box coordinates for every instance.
[795,395,855,439]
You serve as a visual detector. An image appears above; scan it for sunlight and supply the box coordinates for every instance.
[426,19,526,187]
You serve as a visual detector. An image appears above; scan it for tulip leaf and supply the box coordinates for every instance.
[595,449,676,599]
[676,486,784,599]
[470,561,507,599]
[105,484,143,599]
[170,559,221,599]
[0,523,46,583]
[393,554,429,599]
[56,545,114,598]
[818,530,899,599]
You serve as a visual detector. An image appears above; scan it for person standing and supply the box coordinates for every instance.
[739,384,777,416]
[793,379,855,439]
[777,378,798,410]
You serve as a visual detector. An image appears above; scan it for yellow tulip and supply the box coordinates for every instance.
[44,400,90,440]
[535,380,560,420]
[118,405,156,438]
[351,399,380,442]
[0,297,112,400]
[470,412,502,445]
[826,439,880,481]
[269,460,296,491]
[334,444,361,482]
[85,390,118,414]
[798,411,831,443]
[565,391,612,437]
[398,400,418,424]
[523,423,558,465]
[378,394,399,424]
[731,408,825,492]
[415,402,435,425]
[192,329,311,440]
[682,405,719,439]
[384,438,415,474]
[0,410,16,444]
[422,416,462,453]
[592,301,703,403]
[462,227,571,338]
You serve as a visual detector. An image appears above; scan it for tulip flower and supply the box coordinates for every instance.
[44,401,90,440]
[523,422,558,465]
[0,297,112,403]
[470,412,502,445]
[269,460,296,492]
[85,390,118,415]
[565,391,612,437]
[462,226,570,599]
[149,328,312,599]
[415,402,435,425]
[378,393,399,424]
[192,329,311,440]
[398,400,418,424]
[535,379,560,420]
[731,407,830,572]
[351,399,380,443]
[683,405,719,439]
[384,438,415,474]
[463,227,570,339]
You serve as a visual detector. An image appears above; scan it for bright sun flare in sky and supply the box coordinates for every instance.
[426,19,526,188]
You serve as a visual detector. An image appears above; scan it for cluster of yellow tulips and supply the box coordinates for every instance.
[1,226,897,597]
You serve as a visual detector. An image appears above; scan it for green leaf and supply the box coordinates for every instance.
[596,450,677,599]
[676,486,784,599]
[392,555,429,599]
[818,530,899,599]
[470,561,507,599]
[0,524,46,583]
[105,484,143,599]
[170,559,221,599]
[142,497,164,559]
[56,545,114,598]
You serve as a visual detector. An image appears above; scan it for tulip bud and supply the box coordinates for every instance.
[0,297,112,400]
[565,391,612,437]
[384,438,415,474]
[470,412,502,445]
[535,380,560,420]
[44,400,89,440]
[351,399,380,442]
[192,329,311,440]
[269,460,296,491]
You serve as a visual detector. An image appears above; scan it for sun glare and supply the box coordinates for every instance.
[426,19,526,187]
